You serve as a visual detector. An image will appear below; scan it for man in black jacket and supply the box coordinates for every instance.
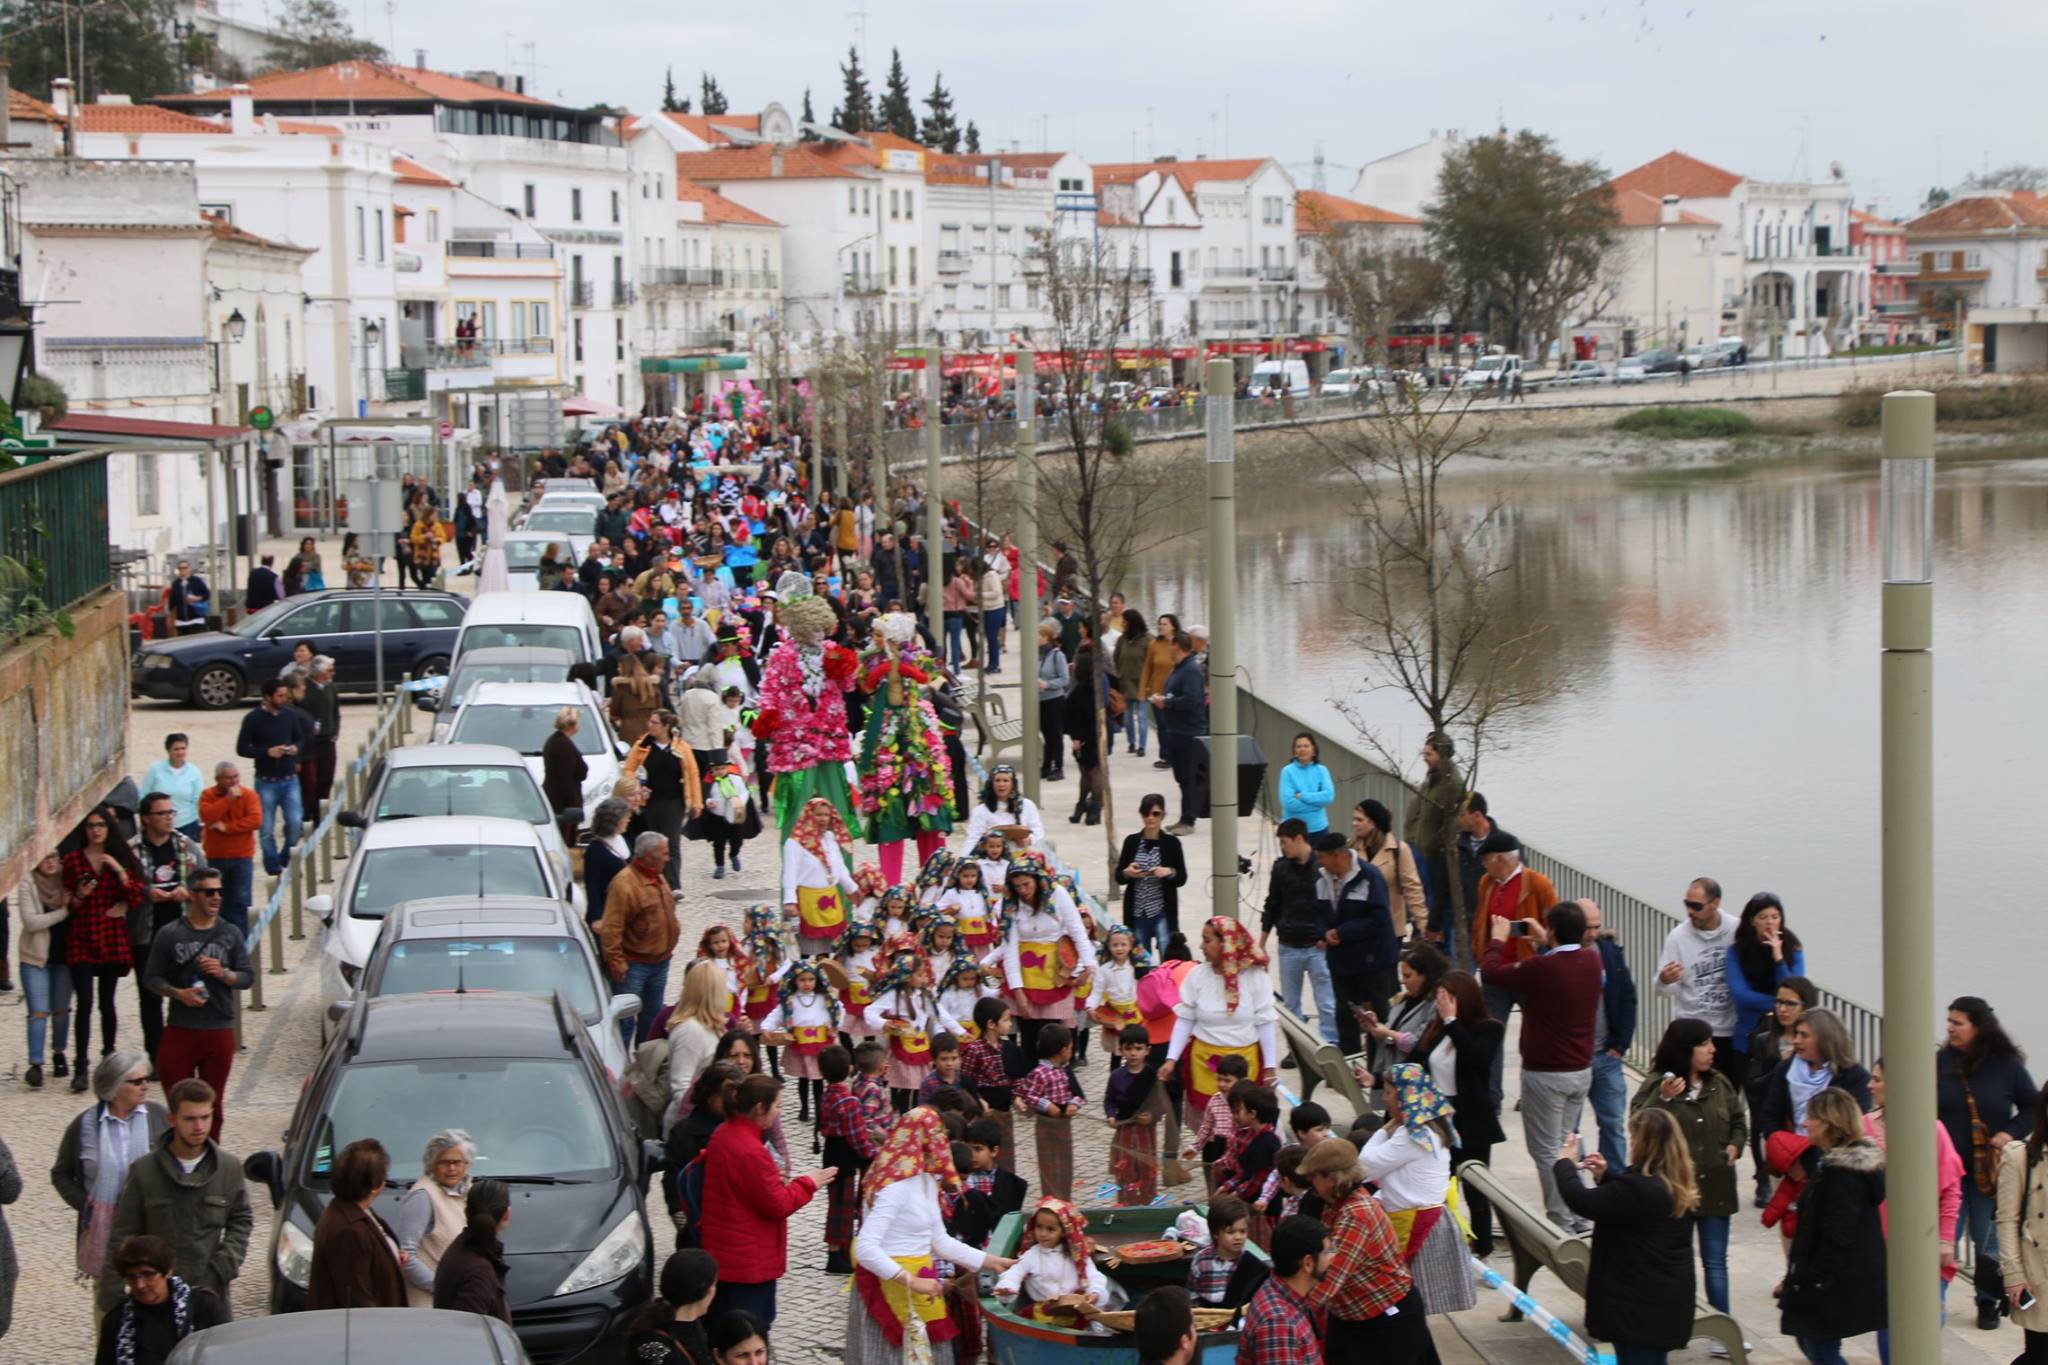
[1150,635,1207,835]
[234,679,312,876]
[1259,819,1337,1057]
[1581,899,1639,1168]
[1312,831,1395,1058]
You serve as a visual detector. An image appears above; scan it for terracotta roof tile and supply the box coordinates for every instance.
[1609,150,1744,201]
[1608,188,1720,228]
[676,145,863,182]
[675,176,780,227]
[393,156,455,187]
[661,111,762,145]
[162,60,557,109]
[1295,189,1421,233]
[76,103,228,134]
[1851,208,1902,229]
[1905,193,2048,235]
[203,212,310,253]
[8,89,60,123]
[1094,157,1271,200]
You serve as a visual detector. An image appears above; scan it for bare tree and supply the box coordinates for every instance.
[1316,228,1449,376]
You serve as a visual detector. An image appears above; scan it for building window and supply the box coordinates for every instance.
[523,183,537,218]
[374,209,385,261]
[425,209,441,243]
[611,189,621,223]
[135,453,160,517]
[943,284,959,307]
[902,193,912,221]
[972,225,989,253]
[941,225,960,251]
[889,189,899,219]
[1966,250,1983,269]
[572,187,584,222]
[889,246,899,286]
[354,206,365,260]
[849,186,858,214]
[908,247,917,287]
[862,187,871,216]
[1026,283,1041,310]
[616,317,625,360]
[573,318,584,362]
[997,284,1013,308]
[531,302,548,335]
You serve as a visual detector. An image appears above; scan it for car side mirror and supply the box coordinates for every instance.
[326,1000,352,1025]
[609,993,642,1021]
[561,806,585,828]
[337,811,366,830]
[243,1150,284,1208]
[415,692,439,713]
[306,893,334,924]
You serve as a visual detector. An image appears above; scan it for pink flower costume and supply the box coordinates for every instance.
[749,594,862,838]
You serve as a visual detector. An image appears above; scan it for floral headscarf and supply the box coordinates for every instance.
[871,947,931,1002]
[790,797,853,862]
[1384,1062,1458,1151]
[920,914,959,957]
[917,849,957,893]
[1100,923,1152,969]
[996,856,1051,941]
[863,1106,959,1208]
[776,957,842,1027]
[852,862,889,903]
[696,924,749,975]
[835,917,878,959]
[1204,916,1268,1012]
[743,902,783,938]
[1030,1196,1095,1274]
[742,928,783,976]
[939,956,984,994]
[877,884,914,920]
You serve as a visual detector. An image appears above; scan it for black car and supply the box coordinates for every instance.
[245,993,653,1365]
[132,589,468,709]
[169,1309,529,1363]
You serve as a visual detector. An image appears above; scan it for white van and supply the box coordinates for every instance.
[1458,354,1524,389]
[451,590,603,671]
[1248,358,1311,397]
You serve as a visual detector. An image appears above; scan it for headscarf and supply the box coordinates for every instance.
[875,884,914,926]
[743,902,783,938]
[997,855,1051,941]
[776,957,842,1027]
[695,924,749,976]
[863,1105,959,1208]
[790,797,853,862]
[742,928,782,976]
[835,917,878,959]
[919,913,959,957]
[916,849,957,894]
[1100,923,1153,969]
[1204,915,1268,1011]
[1030,1196,1095,1275]
[939,956,984,994]
[871,947,930,1003]
[852,862,888,903]
[1384,1062,1457,1152]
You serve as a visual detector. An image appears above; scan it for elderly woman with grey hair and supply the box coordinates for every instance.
[299,653,341,823]
[541,704,589,843]
[397,1129,478,1307]
[50,1050,167,1281]
[583,797,634,930]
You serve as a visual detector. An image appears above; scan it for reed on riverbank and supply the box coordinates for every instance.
[1613,406,1758,438]
[1839,377,2048,427]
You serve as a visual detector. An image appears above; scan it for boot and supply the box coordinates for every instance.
[1069,796,1087,824]
[1085,792,1102,826]
[51,1051,68,1078]
[24,1063,42,1088]
[826,1249,854,1275]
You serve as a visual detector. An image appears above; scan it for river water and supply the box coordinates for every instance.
[1124,440,2048,1044]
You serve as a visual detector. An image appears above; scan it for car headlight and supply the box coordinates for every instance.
[552,1213,643,1297]
[142,654,174,670]
[276,1215,314,1288]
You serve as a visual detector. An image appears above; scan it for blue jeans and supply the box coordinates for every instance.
[1960,1180,2000,1308]
[1795,1336,1847,1365]
[1877,1276,1948,1363]
[1589,1049,1630,1167]
[214,857,253,939]
[1275,943,1339,1045]
[1133,915,1169,959]
[983,605,1005,673]
[22,961,74,1064]
[1123,693,1149,751]
[618,958,670,1049]
[1695,1214,1730,1313]
[255,776,303,875]
[711,1277,777,1328]
[945,614,967,669]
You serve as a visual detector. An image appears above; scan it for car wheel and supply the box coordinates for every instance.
[191,663,245,709]
[415,654,450,681]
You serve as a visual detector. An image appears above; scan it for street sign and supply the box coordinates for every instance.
[436,418,453,439]
[247,405,274,430]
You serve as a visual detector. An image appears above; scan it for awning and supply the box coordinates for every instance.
[641,355,747,374]
[563,397,628,417]
[51,413,254,445]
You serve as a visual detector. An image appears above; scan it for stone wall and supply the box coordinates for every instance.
[0,590,130,896]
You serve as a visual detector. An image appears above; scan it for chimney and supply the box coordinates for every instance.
[0,60,12,150]
[229,83,254,136]
[1660,193,1681,225]
[770,147,783,177]
[49,77,71,118]
[514,75,525,95]
[414,49,427,71]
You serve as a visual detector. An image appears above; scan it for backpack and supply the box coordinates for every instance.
[624,1035,672,1141]
[674,1154,708,1248]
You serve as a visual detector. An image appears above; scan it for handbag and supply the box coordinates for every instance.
[1959,1063,2001,1197]
[1106,686,1127,720]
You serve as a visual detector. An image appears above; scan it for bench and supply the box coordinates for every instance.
[1456,1158,1748,1364]
[1273,1002,1372,1118]
[977,711,1025,761]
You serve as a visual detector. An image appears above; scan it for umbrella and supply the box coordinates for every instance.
[477,478,511,593]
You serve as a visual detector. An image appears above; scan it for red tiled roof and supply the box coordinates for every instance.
[661,112,761,145]
[1851,208,1902,230]
[393,156,454,187]
[203,213,311,253]
[1295,189,1421,233]
[675,176,779,227]
[162,60,557,109]
[1094,157,1271,200]
[75,103,232,134]
[1905,193,2048,234]
[53,413,253,443]
[275,119,342,135]
[1608,188,1719,228]
[675,145,863,182]
[9,89,60,123]
[1609,150,1744,201]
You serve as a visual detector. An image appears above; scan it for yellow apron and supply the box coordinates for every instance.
[1186,1037,1263,1104]
[798,885,845,936]
[888,1025,932,1067]
[790,1023,833,1054]
[1018,940,1067,1006]
[880,1254,948,1326]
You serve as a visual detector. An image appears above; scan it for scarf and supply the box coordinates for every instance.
[1385,1062,1458,1152]
[114,1274,191,1364]
[78,1104,149,1279]
[775,965,842,1027]
[1204,916,1269,1011]
[1788,1056,1834,1133]
[864,1106,960,1208]
[32,862,66,912]
[917,850,957,894]
[791,799,853,863]
[871,948,931,1003]
[1031,1196,1095,1275]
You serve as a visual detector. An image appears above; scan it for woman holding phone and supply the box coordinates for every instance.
[62,806,150,1085]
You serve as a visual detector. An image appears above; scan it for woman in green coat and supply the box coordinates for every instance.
[1632,1015,1748,1319]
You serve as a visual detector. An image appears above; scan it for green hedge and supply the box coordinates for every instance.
[1613,406,1757,438]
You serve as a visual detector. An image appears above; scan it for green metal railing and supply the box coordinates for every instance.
[0,450,113,636]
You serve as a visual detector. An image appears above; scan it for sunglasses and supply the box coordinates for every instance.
[1683,899,1709,912]
[194,887,223,897]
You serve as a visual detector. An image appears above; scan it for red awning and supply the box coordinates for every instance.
[51,413,255,443]
[563,397,627,417]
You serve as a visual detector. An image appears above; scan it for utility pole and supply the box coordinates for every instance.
[925,343,945,644]
[809,366,825,502]
[1015,347,1041,802]
[1204,357,1240,917]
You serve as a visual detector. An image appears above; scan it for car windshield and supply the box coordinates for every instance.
[453,702,606,756]
[349,845,548,919]
[503,541,556,570]
[229,598,301,639]
[459,624,587,659]
[309,1058,615,1182]
[373,766,549,823]
[447,663,567,711]
[525,510,594,533]
[372,937,599,1015]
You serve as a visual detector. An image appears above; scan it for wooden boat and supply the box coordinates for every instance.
[978,1204,1261,1364]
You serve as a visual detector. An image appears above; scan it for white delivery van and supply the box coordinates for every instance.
[451,590,603,671]
[1247,358,1311,397]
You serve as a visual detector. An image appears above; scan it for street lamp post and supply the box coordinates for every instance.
[1879,388,1939,1365]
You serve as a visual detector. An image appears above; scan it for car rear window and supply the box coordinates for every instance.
[349,845,548,919]
[373,937,599,1015]
[309,1057,614,1182]
[459,624,588,660]
[452,702,606,756]
[373,766,549,824]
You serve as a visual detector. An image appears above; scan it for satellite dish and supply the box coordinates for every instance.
[1829,160,1845,181]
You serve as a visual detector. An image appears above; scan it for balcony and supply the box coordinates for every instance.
[1259,265,1297,282]
[1876,260,1920,277]
[843,270,884,295]
[612,281,636,307]
[447,239,554,260]
[1877,299,1923,316]
[729,269,778,290]
[384,368,426,402]
[401,341,490,371]
[1919,268,1990,284]
[664,330,734,351]
[569,280,595,308]
[938,250,971,275]
[1202,266,1257,289]
[1022,252,1048,276]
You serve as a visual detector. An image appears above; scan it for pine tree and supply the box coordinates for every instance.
[661,66,686,114]
[830,45,872,133]
[919,72,961,153]
[964,121,981,154]
[700,73,728,116]
[877,48,917,141]
[799,88,818,140]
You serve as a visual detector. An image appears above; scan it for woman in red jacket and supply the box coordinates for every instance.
[700,1073,838,1326]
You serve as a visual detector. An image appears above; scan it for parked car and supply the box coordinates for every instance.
[1458,353,1525,389]
[1561,360,1609,385]
[307,815,573,1030]
[498,531,594,591]
[1713,336,1750,366]
[453,591,603,670]
[168,1309,530,1364]
[445,680,622,812]
[530,488,609,514]
[1616,348,1681,383]
[520,505,599,545]
[1318,367,1371,398]
[347,896,640,1079]
[1682,345,1722,371]
[244,993,653,1361]
[418,645,578,732]
[1248,358,1311,396]
[132,589,468,709]
[339,743,581,910]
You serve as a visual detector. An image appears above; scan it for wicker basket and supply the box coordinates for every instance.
[1079,1305,1237,1334]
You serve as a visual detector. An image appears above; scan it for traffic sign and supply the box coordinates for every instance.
[247,405,273,430]
[437,418,453,439]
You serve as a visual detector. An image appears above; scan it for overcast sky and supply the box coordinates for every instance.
[377,0,2047,220]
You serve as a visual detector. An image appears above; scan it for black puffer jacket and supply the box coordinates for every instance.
[1780,1138,1888,1342]
[1551,1160,1697,1351]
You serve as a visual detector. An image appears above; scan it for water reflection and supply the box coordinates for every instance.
[1128,446,2048,1039]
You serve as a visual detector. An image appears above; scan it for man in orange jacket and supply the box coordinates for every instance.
[1469,829,1557,1108]
[197,761,262,936]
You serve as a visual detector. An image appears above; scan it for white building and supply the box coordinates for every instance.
[923,152,1086,351]
[1294,188,1426,370]
[1575,188,1724,360]
[1351,131,1462,221]
[1610,151,1864,358]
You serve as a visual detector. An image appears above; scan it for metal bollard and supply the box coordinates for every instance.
[318,814,333,886]
[289,851,305,954]
[248,935,266,1012]
[269,890,286,975]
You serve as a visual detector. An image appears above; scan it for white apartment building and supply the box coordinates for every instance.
[1351,131,1462,220]
[1575,189,1725,359]
[1294,188,1426,367]
[1611,151,1864,358]
[924,152,1089,351]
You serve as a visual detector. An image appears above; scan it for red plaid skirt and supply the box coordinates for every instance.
[1109,1116,1159,1205]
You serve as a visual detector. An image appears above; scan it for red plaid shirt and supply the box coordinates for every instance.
[1016,1061,1077,1115]
[1193,1090,1237,1150]
[852,1071,893,1149]
[1310,1187,1412,1323]
[1239,1274,1324,1365]
[961,1037,1007,1087]
[819,1081,877,1159]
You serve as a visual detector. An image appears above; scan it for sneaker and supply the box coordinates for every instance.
[1135,747,1146,757]
[1978,1303,2002,1331]
[1152,760,1171,769]
[24,1063,42,1089]
[712,866,726,880]
[51,1053,68,1078]
[1167,823,1194,835]
[732,854,742,872]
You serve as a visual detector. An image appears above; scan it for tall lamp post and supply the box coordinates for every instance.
[1880,388,1938,1365]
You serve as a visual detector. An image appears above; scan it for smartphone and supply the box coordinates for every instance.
[1508,920,1533,938]
[2020,1289,2040,1313]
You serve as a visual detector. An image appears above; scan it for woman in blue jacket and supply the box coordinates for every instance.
[1725,894,1807,1075]
[1276,731,1334,833]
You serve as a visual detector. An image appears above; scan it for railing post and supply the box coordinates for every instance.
[247,936,265,1012]
[289,851,305,955]
[268,886,286,976]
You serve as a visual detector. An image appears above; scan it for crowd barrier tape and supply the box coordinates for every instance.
[1471,1257,1615,1365]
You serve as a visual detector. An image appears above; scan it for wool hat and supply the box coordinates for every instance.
[1359,798,1394,833]
[1297,1137,1360,1177]
[1476,828,1521,857]
[1311,830,1350,855]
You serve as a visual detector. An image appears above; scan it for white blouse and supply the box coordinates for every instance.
[782,833,857,904]
[1086,959,1139,1010]
[761,990,836,1033]
[1000,888,1098,992]
[865,987,963,1040]
[995,1243,1109,1302]
[1359,1124,1452,1212]
[1166,963,1280,1060]
[855,1173,986,1281]
[939,887,993,930]
[938,985,996,1032]
[964,798,1045,850]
